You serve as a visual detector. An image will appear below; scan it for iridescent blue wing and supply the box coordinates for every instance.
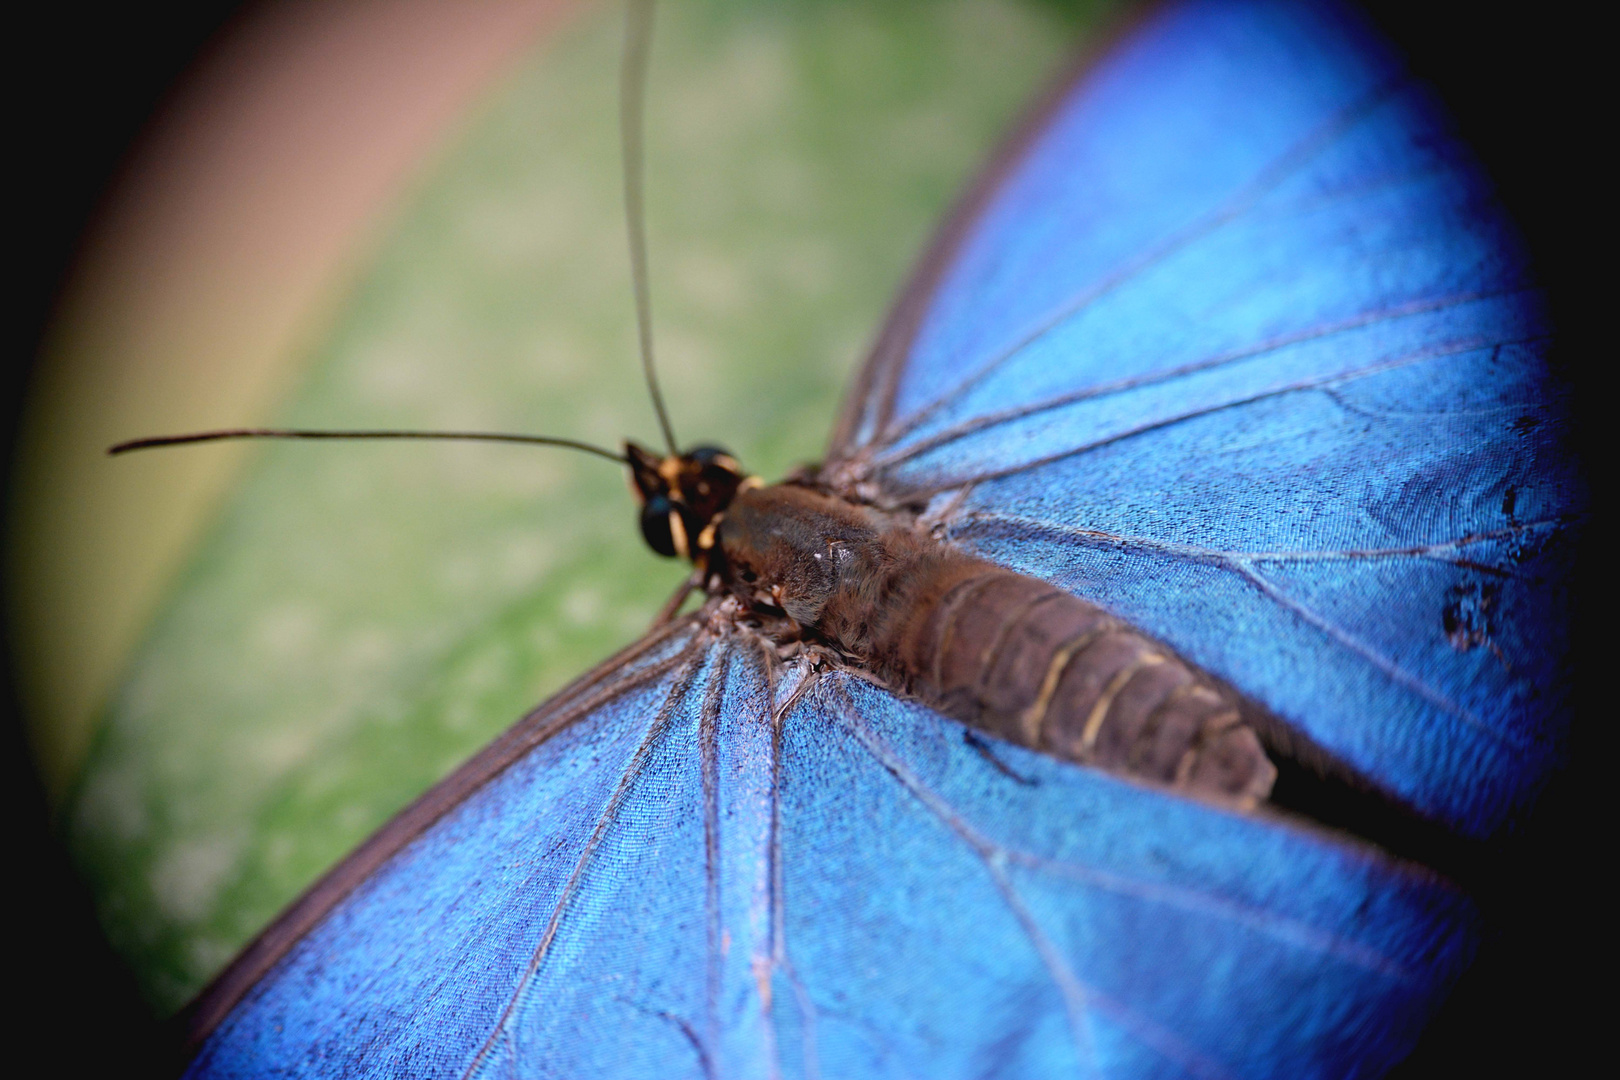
[772,670,1472,1078]
[181,622,713,1077]
[830,0,1580,840]
[186,629,1472,1078]
[183,1,1565,1075]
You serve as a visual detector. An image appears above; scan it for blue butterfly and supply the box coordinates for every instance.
[177,1,1580,1076]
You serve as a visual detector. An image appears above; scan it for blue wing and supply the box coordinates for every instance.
[184,1,1562,1075]
[187,628,1472,1078]
[829,0,1580,840]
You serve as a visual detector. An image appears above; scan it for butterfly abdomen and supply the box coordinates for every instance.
[719,484,1276,804]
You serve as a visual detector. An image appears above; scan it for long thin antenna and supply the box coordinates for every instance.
[621,0,678,456]
[108,427,628,462]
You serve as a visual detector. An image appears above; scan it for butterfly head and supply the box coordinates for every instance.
[626,441,758,563]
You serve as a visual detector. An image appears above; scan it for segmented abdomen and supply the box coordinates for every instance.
[874,554,1276,805]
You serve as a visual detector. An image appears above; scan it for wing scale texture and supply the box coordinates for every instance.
[188,630,1472,1078]
[830,0,1579,839]
[185,0,1575,1075]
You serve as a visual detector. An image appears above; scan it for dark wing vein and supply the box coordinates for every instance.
[179,620,702,1057]
[460,642,708,1080]
[821,680,1102,1077]
[765,655,823,1080]
[1227,562,1492,742]
[883,333,1542,502]
[1001,850,1409,979]
[946,513,1568,571]
[643,1007,715,1079]
[829,679,1276,1080]
[1318,383,1532,422]
[866,289,1520,472]
[868,80,1406,452]
[945,511,1561,747]
[699,644,731,1072]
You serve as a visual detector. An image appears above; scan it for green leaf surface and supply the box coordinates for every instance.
[67,0,1110,1012]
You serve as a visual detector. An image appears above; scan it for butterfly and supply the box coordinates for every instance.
[98,0,1581,1076]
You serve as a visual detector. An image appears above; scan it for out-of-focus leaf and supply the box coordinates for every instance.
[66,0,1106,1012]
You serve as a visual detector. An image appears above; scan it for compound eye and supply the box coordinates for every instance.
[683,443,741,472]
[686,444,733,466]
[639,495,678,558]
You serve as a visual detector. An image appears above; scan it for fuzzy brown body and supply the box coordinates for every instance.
[717,483,1276,804]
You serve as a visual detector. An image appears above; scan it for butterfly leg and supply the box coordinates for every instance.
[650,568,704,628]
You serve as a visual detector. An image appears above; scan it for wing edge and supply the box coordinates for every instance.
[823,1,1160,465]
[173,617,707,1064]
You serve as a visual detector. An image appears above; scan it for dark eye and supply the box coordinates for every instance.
[639,495,678,558]
[739,569,757,583]
[687,444,732,465]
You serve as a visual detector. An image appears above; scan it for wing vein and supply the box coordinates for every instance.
[883,332,1544,500]
[945,512,1544,747]
[831,679,1269,1079]
[1227,562,1500,743]
[700,644,732,1074]
[831,673,1408,971]
[946,513,1569,571]
[820,679,1103,1078]
[771,663,823,1080]
[460,642,709,1080]
[872,79,1407,449]
[866,288,1524,472]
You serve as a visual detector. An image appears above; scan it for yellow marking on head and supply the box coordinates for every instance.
[1078,652,1166,753]
[714,454,741,473]
[738,475,764,493]
[657,455,685,500]
[696,519,719,551]
[668,510,690,560]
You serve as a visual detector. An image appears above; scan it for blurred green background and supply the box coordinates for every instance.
[13,0,1115,1012]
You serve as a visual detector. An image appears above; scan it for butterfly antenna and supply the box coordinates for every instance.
[107,427,628,463]
[621,0,678,457]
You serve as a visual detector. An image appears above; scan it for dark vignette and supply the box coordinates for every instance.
[3,2,1590,1074]
[5,4,249,1072]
